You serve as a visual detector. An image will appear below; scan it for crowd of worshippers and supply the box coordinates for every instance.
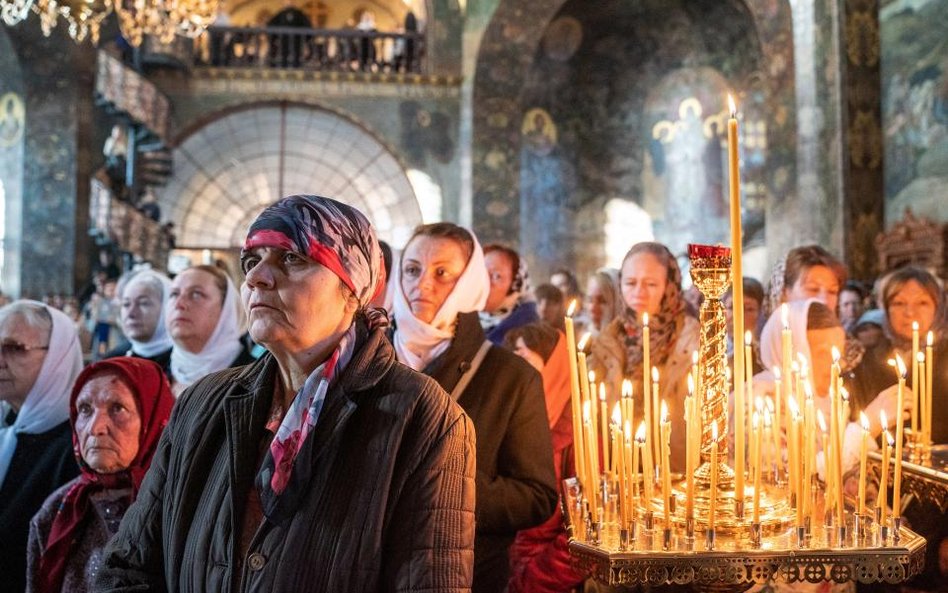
[0,194,945,593]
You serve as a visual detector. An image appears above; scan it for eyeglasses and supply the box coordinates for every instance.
[0,342,50,357]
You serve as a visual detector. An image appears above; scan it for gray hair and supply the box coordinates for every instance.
[0,301,53,341]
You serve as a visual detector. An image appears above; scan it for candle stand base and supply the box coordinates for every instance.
[892,517,902,544]
[750,523,761,548]
[663,528,673,550]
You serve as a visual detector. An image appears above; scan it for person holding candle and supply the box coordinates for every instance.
[588,241,699,471]
[849,266,947,592]
[391,222,557,593]
[504,322,587,593]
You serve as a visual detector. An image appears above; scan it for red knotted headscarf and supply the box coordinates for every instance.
[37,357,174,593]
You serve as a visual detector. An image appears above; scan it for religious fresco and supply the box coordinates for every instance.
[880,0,948,225]
[476,0,795,279]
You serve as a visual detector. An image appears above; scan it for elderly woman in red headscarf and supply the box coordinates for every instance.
[26,357,173,592]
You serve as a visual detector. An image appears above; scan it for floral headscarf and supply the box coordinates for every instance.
[618,243,686,377]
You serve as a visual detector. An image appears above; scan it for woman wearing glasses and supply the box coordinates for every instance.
[0,300,83,592]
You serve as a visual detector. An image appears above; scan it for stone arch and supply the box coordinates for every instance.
[156,101,424,249]
[471,0,795,278]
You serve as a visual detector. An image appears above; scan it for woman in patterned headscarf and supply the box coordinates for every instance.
[587,241,699,471]
[479,244,540,345]
[96,195,476,592]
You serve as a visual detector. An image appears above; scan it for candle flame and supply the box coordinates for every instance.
[895,353,907,377]
[817,409,827,432]
[745,330,753,345]
[860,411,870,431]
[787,395,800,416]
[796,352,808,374]
[660,399,668,422]
[765,396,775,412]
[755,396,764,412]
[880,409,888,430]
[790,360,800,373]
[588,370,596,382]
[773,366,781,381]
[781,303,789,328]
[635,421,647,442]
[711,420,719,440]
[612,403,622,425]
[752,411,759,429]
[692,350,699,365]
[624,420,632,440]
[831,346,841,363]
[599,383,606,401]
[651,366,659,382]
[917,351,925,363]
[928,331,935,346]
[840,386,849,402]
[912,321,919,331]
[566,299,577,317]
[577,332,591,351]
[764,410,773,427]
[727,93,737,117]
[643,312,649,327]
[885,430,895,447]
[687,373,695,395]
[803,381,813,399]
[582,400,591,422]
[622,378,633,398]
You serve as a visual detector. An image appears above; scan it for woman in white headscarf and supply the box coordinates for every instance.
[166,265,255,395]
[0,300,83,592]
[108,269,175,377]
[391,222,557,593]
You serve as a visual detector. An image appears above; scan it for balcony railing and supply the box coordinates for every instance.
[194,25,425,73]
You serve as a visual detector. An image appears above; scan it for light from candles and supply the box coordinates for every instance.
[893,354,906,518]
[859,412,870,516]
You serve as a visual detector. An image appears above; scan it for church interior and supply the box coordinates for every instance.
[0,0,947,590]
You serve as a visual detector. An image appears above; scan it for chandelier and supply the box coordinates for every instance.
[0,0,217,46]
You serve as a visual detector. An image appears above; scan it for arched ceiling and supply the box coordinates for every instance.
[156,103,423,249]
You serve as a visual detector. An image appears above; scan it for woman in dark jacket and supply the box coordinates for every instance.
[391,222,557,593]
[95,195,476,592]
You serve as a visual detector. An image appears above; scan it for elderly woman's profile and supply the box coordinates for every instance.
[95,195,476,592]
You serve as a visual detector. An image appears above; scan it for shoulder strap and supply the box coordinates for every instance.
[449,340,492,401]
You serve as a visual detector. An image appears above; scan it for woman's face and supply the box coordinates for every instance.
[786,265,840,312]
[620,252,668,317]
[585,277,609,327]
[484,251,515,313]
[167,269,224,353]
[513,337,545,372]
[807,326,846,396]
[121,280,162,342]
[887,280,937,340]
[75,374,141,474]
[400,236,468,324]
[0,314,49,411]
[241,247,356,355]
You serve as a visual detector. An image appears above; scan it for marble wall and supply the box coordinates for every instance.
[471,0,799,282]
[1,22,96,298]
[880,0,948,226]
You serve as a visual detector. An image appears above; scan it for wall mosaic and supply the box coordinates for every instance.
[0,28,25,296]
[880,0,948,225]
[472,0,798,280]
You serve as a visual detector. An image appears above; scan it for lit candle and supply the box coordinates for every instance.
[583,401,600,523]
[753,406,762,524]
[660,400,672,529]
[624,421,634,524]
[564,304,588,492]
[710,421,719,530]
[780,304,791,425]
[893,355,907,519]
[577,334,592,406]
[643,312,651,427]
[787,396,800,521]
[622,379,634,443]
[735,334,747,517]
[858,411,870,516]
[830,347,842,517]
[916,352,925,448]
[879,426,892,529]
[727,96,747,433]
[912,321,919,436]
[802,384,814,522]
[651,367,660,468]
[818,410,832,506]
[611,404,622,477]
[637,421,653,508]
[926,332,934,445]
[745,331,754,442]
[686,376,696,520]
[600,384,609,475]
[633,422,643,504]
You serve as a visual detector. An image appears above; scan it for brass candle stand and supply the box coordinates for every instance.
[565,244,927,590]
